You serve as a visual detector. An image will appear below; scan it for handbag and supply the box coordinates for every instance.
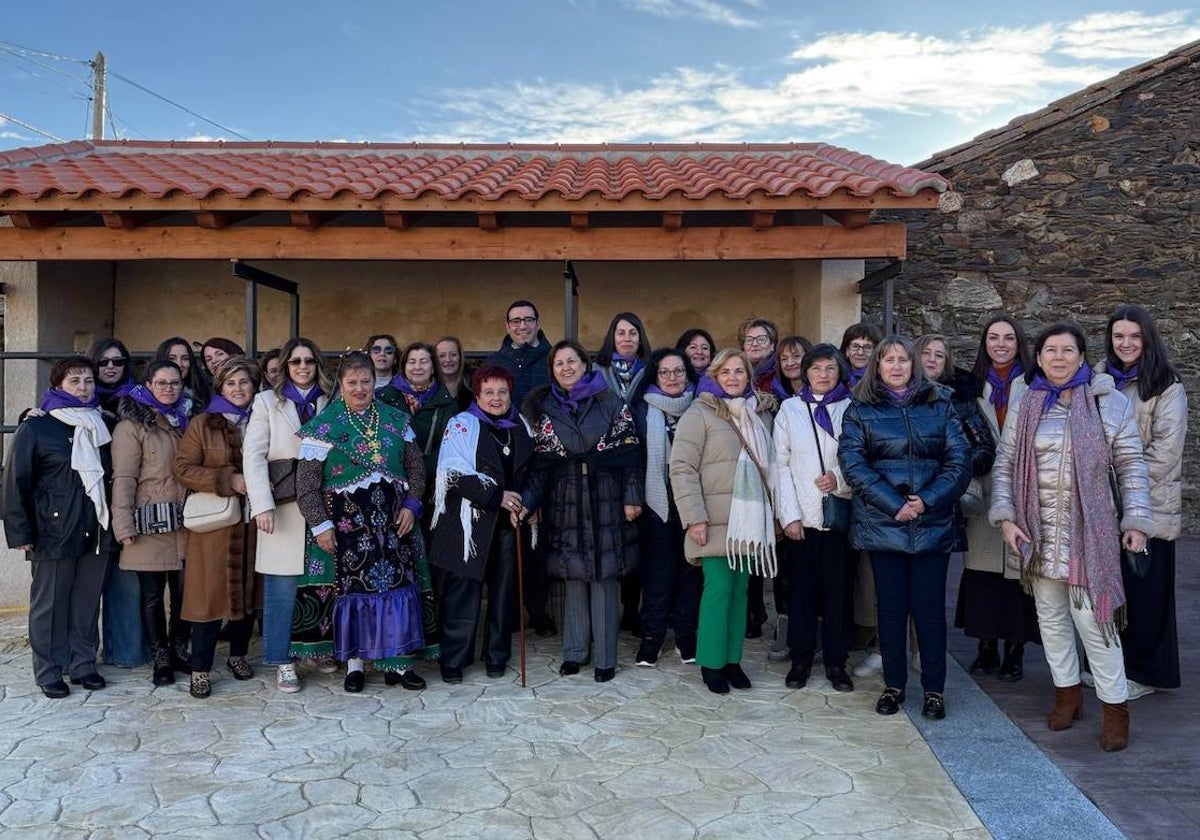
[183,492,241,534]
[805,403,851,533]
[1098,397,1150,580]
[134,501,183,535]
[268,458,298,504]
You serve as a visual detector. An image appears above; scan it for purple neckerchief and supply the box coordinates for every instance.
[1029,363,1093,412]
[885,385,914,404]
[389,376,439,408]
[551,370,609,412]
[771,375,794,399]
[644,382,695,398]
[696,374,751,399]
[799,383,851,437]
[282,381,323,424]
[987,360,1024,415]
[203,394,251,421]
[468,400,520,429]
[39,388,100,412]
[1107,360,1138,391]
[849,366,867,386]
[126,384,189,429]
[754,355,776,379]
[94,375,134,400]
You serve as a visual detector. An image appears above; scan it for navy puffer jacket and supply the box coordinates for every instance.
[838,380,972,555]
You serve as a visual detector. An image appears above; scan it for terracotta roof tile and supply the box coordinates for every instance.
[0,140,946,204]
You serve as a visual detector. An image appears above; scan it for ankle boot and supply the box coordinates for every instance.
[997,640,1024,682]
[968,638,1000,675]
[151,646,175,687]
[1047,684,1083,730]
[1100,701,1130,752]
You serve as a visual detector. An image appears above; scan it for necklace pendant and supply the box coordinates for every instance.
[502,444,511,456]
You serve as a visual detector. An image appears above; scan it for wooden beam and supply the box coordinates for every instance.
[194,210,257,229]
[478,212,498,231]
[0,222,910,261]
[751,210,775,230]
[825,209,873,229]
[383,211,413,230]
[9,211,88,229]
[570,212,589,231]
[101,211,174,230]
[289,211,337,230]
[662,211,683,230]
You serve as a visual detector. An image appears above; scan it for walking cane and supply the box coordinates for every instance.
[514,518,528,688]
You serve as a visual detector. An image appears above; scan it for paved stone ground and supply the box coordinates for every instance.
[0,612,991,840]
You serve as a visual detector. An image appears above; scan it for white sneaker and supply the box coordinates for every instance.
[910,652,921,672]
[1080,672,1096,688]
[1126,679,1156,700]
[854,652,883,677]
[276,663,301,693]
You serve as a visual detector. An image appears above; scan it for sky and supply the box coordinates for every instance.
[2,1,1199,166]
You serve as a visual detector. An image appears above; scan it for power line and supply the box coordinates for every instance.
[107,69,251,140]
[0,110,66,143]
[0,42,93,89]
[0,38,90,65]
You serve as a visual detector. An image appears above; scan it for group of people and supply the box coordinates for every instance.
[3,302,1184,754]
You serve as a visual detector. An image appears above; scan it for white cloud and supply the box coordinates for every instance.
[0,130,30,140]
[1056,11,1200,58]
[620,0,761,28]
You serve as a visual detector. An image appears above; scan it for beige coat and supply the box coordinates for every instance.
[670,394,774,563]
[111,406,187,572]
[242,389,327,575]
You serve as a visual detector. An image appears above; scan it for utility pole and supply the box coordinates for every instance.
[90,51,106,140]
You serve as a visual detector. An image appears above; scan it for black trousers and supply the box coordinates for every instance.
[137,570,188,652]
[439,528,519,669]
[29,553,107,686]
[1121,537,1180,688]
[190,615,254,673]
[786,528,854,670]
[638,507,701,648]
[747,540,788,629]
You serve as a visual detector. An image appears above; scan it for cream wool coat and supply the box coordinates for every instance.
[963,376,1028,577]
[242,389,328,576]
[773,396,851,531]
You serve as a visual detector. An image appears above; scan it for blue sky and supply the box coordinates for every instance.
[2,1,1198,165]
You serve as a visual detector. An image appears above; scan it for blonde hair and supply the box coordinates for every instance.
[707,348,755,394]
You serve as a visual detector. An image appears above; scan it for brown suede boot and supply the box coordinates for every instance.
[1100,701,1129,752]
[1047,684,1083,731]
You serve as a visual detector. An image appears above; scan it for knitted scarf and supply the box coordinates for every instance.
[987,360,1024,429]
[799,383,851,438]
[41,389,111,530]
[1011,384,1125,642]
[642,386,695,521]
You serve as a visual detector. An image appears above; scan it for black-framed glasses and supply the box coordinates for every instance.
[288,357,317,367]
[97,358,127,367]
[369,345,396,355]
[743,335,772,347]
[507,316,538,326]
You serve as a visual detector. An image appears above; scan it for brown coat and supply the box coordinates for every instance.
[174,414,258,622]
[112,403,187,572]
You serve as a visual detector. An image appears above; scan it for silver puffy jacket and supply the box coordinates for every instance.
[989,373,1154,579]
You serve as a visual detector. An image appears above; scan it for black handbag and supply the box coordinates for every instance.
[806,403,851,533]
[268,458,298,504]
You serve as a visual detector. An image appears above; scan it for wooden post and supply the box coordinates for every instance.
[91,52,106,141]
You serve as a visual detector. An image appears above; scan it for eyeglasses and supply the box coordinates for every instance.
[150,380,182,390]
[658,368,687,379]
[507,316,538,326]
[743,335,772,347]
[848,342,875,353]
[288,357,317,367]
[97,358,127,368]
[369,346,396,355]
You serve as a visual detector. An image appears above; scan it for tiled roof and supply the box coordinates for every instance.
[916,38,1200,172]
[0,140,946,203]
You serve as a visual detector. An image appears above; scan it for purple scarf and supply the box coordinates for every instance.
[771,375,794,399]
[468,400,520,429]
[1107,360,1138,392]
[126,385,189,429]
[987,360,1024,416]
[885,385,914,404]
[848,366,867,386]
[696,374,751,400]
[551,370,610,412]
[799,383,851,437]
[40,388,100,412]
[390,376,439,408]
[282,381,323,424]
[95,376,134,401]
[644,382,695,399]
[610,354,644,380]
[203,394,251,421]
[1029,363,1092,413]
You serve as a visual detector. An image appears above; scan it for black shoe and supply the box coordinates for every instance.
[439,665,463,684]
[968,638,1000,675]
[70,672,107,691]
[997,641,1025,682]
[39,679,70,699]
[723,663,752,690]
[485,663,506,679]
[152,665,175,687]
[529,612,557,638]
[675,640,697,664]
[594,667,615,683]
[635,639,660,667]
[385,670,426,690]
[826,667,855,693]
[701,666,730,694]
[170,640,192,674]
[344,670,365,692]
[226,657,254,681]
[785,665,810,689]
[922,691,946,720]
[559,661,581,676]
[876,687,906,715]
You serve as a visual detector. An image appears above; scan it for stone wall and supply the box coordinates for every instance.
[870,65,1200,532]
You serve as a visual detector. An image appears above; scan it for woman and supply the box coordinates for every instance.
[296,352,439,692]
[199,337,245,377]
[364,333,400,391]
[676,329,715,378]
[839,323,882,387]
[379,342,458,486]
[112,360,191,686]
[633,349,700,667]
[260,349,283,390]
[670,348,776,694]
[1095,305,1185,698]
[597,312,651,402]
[429,365,533,683]
[174,357,260,698]
[243,337,331,692]
[521,340,642,682]
[738,317,778,394]
[154,337,208,413]
[88,338,150,670]
[3,356,113,698]
[960,315,1038,681]
[771,335,815,399]
[839,336,971,720]
[990,323,1152,751]
[773,343,855,692]
[435,336,475,411]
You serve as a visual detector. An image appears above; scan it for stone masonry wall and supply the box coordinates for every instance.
[870,64,1200,532]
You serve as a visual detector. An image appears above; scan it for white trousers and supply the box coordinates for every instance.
[1030,577,1128,704]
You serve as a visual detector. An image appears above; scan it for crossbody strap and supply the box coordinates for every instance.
[804,402,828,477]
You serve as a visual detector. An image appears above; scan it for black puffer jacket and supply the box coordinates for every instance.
[3,414,114,560]
[838,379,972,555]
[521,385,642,581]
[485,333,551,407]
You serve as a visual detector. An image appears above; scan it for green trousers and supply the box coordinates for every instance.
[696,557,749,668]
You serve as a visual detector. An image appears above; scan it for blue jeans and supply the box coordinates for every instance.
[101,553,151,667]
[261,573,300,665]
[869,551,949,694]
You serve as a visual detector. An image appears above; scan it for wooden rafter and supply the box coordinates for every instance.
[751,210,775,230]
[382,211,414,230]
[662,211,683,230]
[100,211,173,230]
[194,210,256,229]
[8,211,86,229]
[825,209,873,229]
[570,212,589,231]
[289,211,338,230]
[478,212,498,231]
